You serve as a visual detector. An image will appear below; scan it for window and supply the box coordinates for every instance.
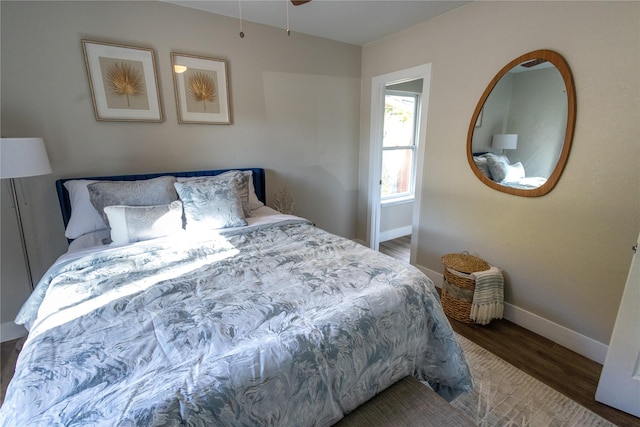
[381,91,419,202]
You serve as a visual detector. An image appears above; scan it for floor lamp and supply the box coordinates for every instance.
[1,137,52,290]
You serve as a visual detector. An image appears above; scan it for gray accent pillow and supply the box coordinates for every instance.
[486,155,510,182]
[174,178,247,230]
[104,201,183,245]
[88,176,178,225]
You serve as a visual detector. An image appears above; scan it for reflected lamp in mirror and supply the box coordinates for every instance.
[0,137,52,290]
[492,134,518,152]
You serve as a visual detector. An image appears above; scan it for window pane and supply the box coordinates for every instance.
[381,148,413,198]
[383,94,416,148]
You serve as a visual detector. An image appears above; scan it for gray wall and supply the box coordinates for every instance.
[507,67,567,177]
[359,1,639,355]
[0,1,361,337]
[380,202,413,241]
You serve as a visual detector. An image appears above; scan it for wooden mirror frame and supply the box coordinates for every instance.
[467,50,576,197]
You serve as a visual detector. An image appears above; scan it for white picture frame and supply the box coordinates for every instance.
[82,39,163,122]
[171,52,231,125]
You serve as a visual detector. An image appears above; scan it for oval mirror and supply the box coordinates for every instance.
[467,50,576,197]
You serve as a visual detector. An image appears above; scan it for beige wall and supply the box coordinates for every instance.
[359,1,639,349]
[2,0,638,360]
[0,1,361,334]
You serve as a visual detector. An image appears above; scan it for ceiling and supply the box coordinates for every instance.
[164,0,470,46]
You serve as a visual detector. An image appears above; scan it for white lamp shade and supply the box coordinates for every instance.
[492,134,518,150]
[1,137,52,178]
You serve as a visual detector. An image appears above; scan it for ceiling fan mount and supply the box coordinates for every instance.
[238,0,311,38]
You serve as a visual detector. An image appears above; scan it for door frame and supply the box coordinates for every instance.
[368,63,432,265]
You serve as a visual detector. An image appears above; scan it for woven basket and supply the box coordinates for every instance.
[441,252,489,323]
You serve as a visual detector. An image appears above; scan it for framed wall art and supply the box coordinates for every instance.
[171,52,231,124]
[82,39,163,122]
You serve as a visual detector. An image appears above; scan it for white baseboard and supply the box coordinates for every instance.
[415,265,608,364]
[1,321,27,343]
[379,226,412,243]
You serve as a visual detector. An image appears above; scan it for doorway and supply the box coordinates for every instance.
[368,64,432,265]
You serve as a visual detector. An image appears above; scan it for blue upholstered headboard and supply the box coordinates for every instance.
[55,168,266,231]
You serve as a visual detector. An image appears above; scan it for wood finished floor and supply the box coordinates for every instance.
[379,235,411,263]
[1,235,638,425]
[380,235,639,426]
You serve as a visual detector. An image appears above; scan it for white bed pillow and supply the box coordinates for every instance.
[88,176,178,226]
[174,178,247,230]
[486,154,526,183]
[248,176,264,210]
[502,162,526,183]
[104,201,184,245]
[63,179,109,239]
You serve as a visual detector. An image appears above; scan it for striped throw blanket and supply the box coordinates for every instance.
[470,266,504,325]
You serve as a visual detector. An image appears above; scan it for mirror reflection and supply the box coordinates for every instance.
[467,50,576,197]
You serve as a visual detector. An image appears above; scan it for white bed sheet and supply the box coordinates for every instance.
[500,176,548,189]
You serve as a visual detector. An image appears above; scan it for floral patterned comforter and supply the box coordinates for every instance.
[1,219,472,426]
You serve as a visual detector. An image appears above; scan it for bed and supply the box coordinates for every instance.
[473,152,547,189]
[0,168,472,426]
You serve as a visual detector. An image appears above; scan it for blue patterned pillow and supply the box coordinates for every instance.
[177,170,252,217]
[174,178,247,230]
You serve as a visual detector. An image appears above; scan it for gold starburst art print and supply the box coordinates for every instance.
[171,52,231,124]
[101,58,148,109]
[82,39,163,122]
[187,71,219,113]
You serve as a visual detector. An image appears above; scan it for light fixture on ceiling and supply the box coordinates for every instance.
[238,0,245,38]
[238,0,311,38]
[286,0,290,36]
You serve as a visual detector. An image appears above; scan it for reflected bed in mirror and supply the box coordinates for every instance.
[467,50,576,197]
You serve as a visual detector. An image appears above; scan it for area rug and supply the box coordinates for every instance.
[450,334,615,427]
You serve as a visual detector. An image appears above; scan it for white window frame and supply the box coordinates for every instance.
[381,90,420,205]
